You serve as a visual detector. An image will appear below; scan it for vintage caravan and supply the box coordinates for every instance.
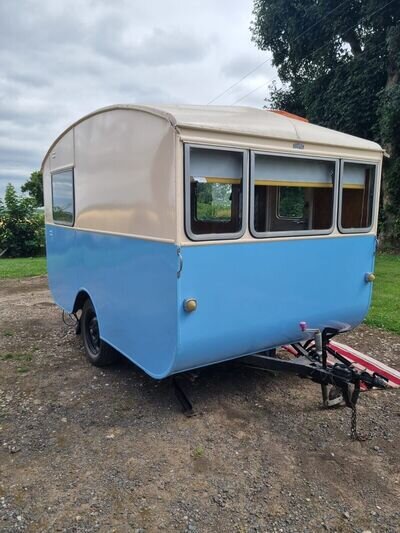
[42,105,383,381]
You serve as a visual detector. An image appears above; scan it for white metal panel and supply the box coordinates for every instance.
[190,147,243,179]
[343,162,374,188]
[73,109,176,241]
[254,154,334,186]
[49,128,74,172]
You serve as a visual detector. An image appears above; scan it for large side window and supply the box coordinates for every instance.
[251,153,336,236]
[339,162,376,232]
[51,169,74,225]
[185,146,246,240]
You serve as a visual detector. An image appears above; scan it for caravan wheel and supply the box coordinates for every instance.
[81,299,119,367]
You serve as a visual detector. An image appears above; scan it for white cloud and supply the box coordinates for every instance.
[0,0,276,197]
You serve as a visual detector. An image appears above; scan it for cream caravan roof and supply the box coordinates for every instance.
[153,104,382,152]
[43,104,383,167]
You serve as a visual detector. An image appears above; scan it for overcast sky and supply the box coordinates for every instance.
[0,0,276,198]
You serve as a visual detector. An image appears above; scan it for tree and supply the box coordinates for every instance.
[0,183,45,257]
[379,25,400,241]
[251,0,400,244]
[21,170,44,207]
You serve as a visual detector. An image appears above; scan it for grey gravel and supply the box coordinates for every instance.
[0,275,399,532]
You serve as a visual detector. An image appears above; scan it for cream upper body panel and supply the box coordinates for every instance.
[42,104,384,245]
[49,128,75,172]
[43,107,176,242]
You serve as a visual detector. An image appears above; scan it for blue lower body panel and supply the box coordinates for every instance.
[46,227,376,378]
[46,226,178,378]
[174,235,376,373]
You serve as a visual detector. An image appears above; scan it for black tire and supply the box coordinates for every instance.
[81,299,119,367]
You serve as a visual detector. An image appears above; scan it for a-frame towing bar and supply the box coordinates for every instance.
[241,323,399,439]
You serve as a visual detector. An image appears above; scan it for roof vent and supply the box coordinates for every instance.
[269,110,309,123]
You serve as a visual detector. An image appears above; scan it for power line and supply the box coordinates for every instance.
[207,54,273,105]
[207,0,351,105]
[232,81,270,106]
[230,0,397,107]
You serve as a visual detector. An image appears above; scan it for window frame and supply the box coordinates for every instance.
[249,150,339,239]
[51,167,75,227]
[338,159,378,234]
[184,143,248,241]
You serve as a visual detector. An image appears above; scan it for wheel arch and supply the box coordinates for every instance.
[72,289,93,314]
[72,288,104,334]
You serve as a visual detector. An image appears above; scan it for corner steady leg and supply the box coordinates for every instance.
[173,376,195,417]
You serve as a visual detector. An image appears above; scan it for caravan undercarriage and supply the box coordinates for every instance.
[174,324,400,440]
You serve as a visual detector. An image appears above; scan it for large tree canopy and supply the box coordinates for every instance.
[251,0,400,244]
[21,170,43,207]
[0,183,45,257]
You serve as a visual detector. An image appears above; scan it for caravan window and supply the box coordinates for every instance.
[251,153,336,236]
[51,169,74,225]
[185,146,246,240]
[339,162,376,232]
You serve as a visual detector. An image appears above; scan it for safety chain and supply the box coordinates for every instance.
[350,403,369,441]
[351,404,358,440]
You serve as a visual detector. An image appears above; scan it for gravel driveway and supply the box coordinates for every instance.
[0,276,399,532]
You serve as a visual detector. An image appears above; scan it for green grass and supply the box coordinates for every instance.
[365,254,400,334]
[192,445,205,458]
[17,366,30,374]
[0,352,34,378]
[0,352,33,362]
[0,257,46,279]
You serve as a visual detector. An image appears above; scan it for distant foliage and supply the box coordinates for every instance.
[252,0,400,246]
[195,182,232,221]
[279,187,305,219]
[379,84,400,241]
[21,170,44,207]
[0,184,45,257]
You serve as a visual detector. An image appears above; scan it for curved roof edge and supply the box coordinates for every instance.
[41,104,383,171]
[156,104,383,153]
[41,104,177,171]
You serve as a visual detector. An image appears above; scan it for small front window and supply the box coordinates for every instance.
[185,146,246,240]
[340,162,376,231]
[252,153,336,236]
[51,169,74,225]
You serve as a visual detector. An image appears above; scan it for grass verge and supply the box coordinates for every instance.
[365,254,400,335]
[0,257,47,279]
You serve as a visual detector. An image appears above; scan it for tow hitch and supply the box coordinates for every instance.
[242,323,399,440]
